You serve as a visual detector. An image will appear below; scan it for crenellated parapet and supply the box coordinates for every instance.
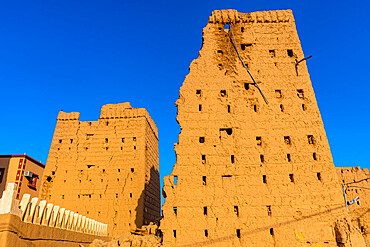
[0,183,107,236]
[57,111,80,121]
[208,9,294,24]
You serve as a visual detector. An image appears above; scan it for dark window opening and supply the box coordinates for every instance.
[263,175,267,184]
[220,90,227,97]
[199,137,205,143]
[244,83,250,90]
[234,206,239,216]
[297,89,304,99]
[122,138,125,143]
[231,155,235,164]
[134,146,136,150]
[129,193,132,198]
[59,139,62,143]
[133,137,136,141]
[287,154,291,162]
[284,136,291,145]
[317,172,322,181]
[302,104,306,111]
[196,90,202,96]
[269,50,275,57]
[202,155,206,164]
[202,176,206,185]
[256,136,262,146]
[199,104,202,111]
[118,169,120,172]
[131,168,134,172]
[287,49,294,57]
[70,139,73,144]
[52,171,55,175]
[173,207,177,215]
[174,176,178,185]
[275,90,282,98]
[105,138,108,143]
[204,230,208,237]
[222,175,232,178]
[289,174,294,183]
[220,128,232,135]
[203,206,208,215]
[121,147,123,150]
[267,205,272,216]
[46,176,52,182]
[361,226,365,233]
[280,104,284,112]
[227,105,231,113]
[313,152,317,160]
[253,104,257,112]
[106,121,109,126]
[241,44,246,50]
[357,200,360,205]
[270,228,274,236]
[173,230,177,238]
[87,165,95,168]
[236,229,241,238]
[260,154,264,163]
[307,135,315,144]
[217,50,223,54]
[241,27,244,32]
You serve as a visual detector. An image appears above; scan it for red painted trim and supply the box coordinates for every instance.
[0,155,45,167]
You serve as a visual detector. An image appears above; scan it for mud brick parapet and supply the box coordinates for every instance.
[0,183,108,236]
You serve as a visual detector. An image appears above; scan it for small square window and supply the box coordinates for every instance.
[59,139,62,143]
[297,89,304,99]
[269,50,275,57]
[307,135,315,144]
[275,90,282,98]
[199,137,205,143]
[196,90,201,96]
[220,90,227,97]
[287,49,294,57]
[256,136,262,146]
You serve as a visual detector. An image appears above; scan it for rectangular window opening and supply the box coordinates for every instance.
[173,230,177,238]
[280,104,284,112]
[269,50,275,57]
[173,207,177,215]
[253,104,258,112]
[59,139,62,143]
[275,90,282,98]
[70,139,73,144]
[256,136,262,146]
[236,229,241,238]
[260,154,264,163]
[196,90,201,96]
[231,155,235,164]
[270,228,274,236]
[263,175,267,184]
[284,136,291,145]
[105,138,108,143]
[287,49,294,57]
[287,154,291,162]
[205,229,208,237]
[129,193,132,198]
[227,105,231,113]
[202,176,207,185]
[203,206,207,215]
[297,89,304,99]
[241,44,246,50]
[199,104,202,111]
[174,176,178,185]
[307,135,315,144]
[220,90,227,97]
[234,206,239,216]
[317,172,322,181]
[289,174,294,183]
[202,155,206,164]
[199,137,205,143]
[220,128,232,135]
[122,138,125,143]
[302,104,306,111]
[244,83,250,90]
[267,205,272,216]
[313,152,317,160]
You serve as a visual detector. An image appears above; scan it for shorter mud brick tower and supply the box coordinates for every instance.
[40,103,160,236]
[161,9,351,246]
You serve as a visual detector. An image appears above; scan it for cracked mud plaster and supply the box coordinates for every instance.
[40,103,160,236]
[161,9,365,247]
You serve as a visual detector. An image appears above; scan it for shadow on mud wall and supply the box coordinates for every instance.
[135,166,161,228]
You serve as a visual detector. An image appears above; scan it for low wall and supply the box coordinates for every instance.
[0,213,109,247]
[0,183,110,246]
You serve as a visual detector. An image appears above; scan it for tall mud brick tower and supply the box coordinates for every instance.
[161,9,364,246]
[40,103,160,236]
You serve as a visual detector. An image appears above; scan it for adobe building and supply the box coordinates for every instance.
[0,155,45,199]
[161,9,364,246]
[337,167,370,245]
[40,102,160,236]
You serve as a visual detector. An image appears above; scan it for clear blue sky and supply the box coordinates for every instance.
[1,1,369,198]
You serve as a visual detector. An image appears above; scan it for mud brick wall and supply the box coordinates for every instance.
[40,103,160,236]
[161,9,351,246]
[337,167,370,245]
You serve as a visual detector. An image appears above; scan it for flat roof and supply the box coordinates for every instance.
[0,155,45,168]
